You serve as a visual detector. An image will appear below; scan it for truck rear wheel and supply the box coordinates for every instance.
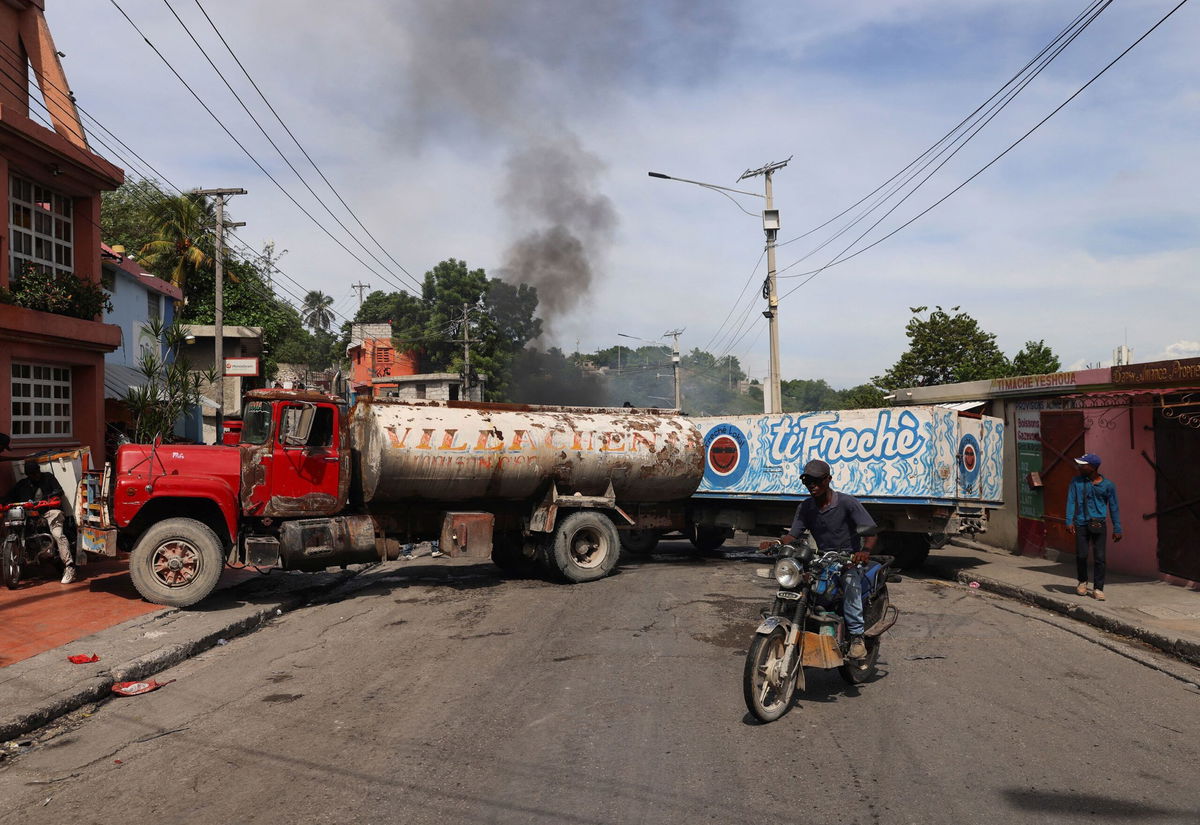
[548,511,620,583]
[619,529,660,556]
[885,532,930,570]
[690,525,729,553]
[129,518,225,607]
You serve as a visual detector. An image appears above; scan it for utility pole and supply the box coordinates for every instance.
[664,328,684,410]
[459,303,480,400]
[738,157,790,414]
[351,281,371,307]
[193,187,246,443]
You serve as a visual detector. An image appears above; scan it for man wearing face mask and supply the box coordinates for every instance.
[759,459,877,659]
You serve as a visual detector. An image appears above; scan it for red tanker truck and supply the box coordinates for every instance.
[77,390,704,607]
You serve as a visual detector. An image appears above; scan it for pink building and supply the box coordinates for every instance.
[897,359,1200,586]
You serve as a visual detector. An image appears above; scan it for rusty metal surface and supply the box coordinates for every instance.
[800,631,844,668]
[439,512,495,557]
[351,399,703,505]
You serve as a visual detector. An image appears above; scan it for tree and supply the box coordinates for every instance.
[124,319,218,443]
[100,176,171,258]
[301,290,335,332]
[1010,339,1062,376]
[840,383,888,409]
[874,306,1010,389]
[781,378,841,412]
[137,193,217,290]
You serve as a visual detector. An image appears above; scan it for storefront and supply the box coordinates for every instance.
[897,359,1200,585]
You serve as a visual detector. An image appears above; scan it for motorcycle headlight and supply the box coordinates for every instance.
[5,506,24,523]
[773,557,802,588]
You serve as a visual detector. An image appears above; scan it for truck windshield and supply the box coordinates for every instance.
[241,401,273,445]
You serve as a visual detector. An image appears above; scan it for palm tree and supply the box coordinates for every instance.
[302,290,335,332]
[137,194,216,290]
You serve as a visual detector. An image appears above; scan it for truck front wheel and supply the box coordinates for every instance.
[129,518,225,607]
[548,511,620,583]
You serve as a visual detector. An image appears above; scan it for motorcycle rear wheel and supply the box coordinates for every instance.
[743,626,799,722]
[2,536,22,589]
[838,635,881,685]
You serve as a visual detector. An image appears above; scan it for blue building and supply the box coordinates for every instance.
[99,244,185,441]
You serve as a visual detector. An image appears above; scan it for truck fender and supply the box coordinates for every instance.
[755,615,792,636]
[132,475,239,543]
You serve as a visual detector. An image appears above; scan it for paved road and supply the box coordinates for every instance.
[2,541,1198,824]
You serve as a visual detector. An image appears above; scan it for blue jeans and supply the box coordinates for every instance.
[841,568,865,636]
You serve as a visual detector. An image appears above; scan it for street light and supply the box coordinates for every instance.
[649,160,790,414]
[617,331,682,410]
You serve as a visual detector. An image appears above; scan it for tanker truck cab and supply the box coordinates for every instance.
[239,394,350,518]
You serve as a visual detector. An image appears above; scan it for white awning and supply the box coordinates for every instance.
[937,400,985,411]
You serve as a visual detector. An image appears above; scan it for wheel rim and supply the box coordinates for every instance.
[752,634,792,712]
[150,538,205,588]
[3,538,21,586]
[568,525,608,570]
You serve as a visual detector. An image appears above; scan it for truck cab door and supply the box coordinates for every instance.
[241,400,347,518]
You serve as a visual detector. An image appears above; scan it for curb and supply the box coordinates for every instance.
[927,564,1200,668]
[0,570,360,743]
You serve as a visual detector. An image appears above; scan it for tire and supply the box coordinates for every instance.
[128,518,225,607]
[838,635,881,685]
[547,511,621,583]
[689,525,729,553]
[743,626,799,723]
[886,532,930,570]
[2,535,22,589]
[619,529,660,556]
[928,532,950,549]
[491,532,538,573]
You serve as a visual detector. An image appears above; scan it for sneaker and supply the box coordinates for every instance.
[1093,589,1106,601]
[848,636,867,659]
[430,550,445,558]
[60,565,77,584]
[1075,582,1088,596]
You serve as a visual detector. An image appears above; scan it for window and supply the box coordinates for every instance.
[10,362,72,438]
[241,401,273,445]
[9,174,73,280]
[147,291,161,322]
[414,383,426,400]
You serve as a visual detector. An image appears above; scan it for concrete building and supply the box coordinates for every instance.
[0,1,123,472]
[179,324,265,444]
[896,358,1200,586]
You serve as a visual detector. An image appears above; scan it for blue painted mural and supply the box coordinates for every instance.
[696,407,1004,504]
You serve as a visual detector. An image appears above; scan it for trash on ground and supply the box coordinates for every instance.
[67,654,100,664]
[969,581,981,588]
[905,654,947,660]
[217,638,228,645]
[111,679,175,697]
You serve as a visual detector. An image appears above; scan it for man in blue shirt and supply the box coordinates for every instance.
[760,459,877,659]
[1065,453,1122,601]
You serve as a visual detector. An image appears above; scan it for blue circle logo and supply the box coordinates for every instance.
[704,424,749,488]
[958,433,981,490]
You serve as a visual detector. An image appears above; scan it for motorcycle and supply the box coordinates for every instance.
[743,527,900,723]
[1,498,66,589]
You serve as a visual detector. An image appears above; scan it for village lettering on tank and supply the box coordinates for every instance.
[383,426,666,454]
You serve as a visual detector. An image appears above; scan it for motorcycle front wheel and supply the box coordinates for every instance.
[2,536,22,589]
[743,626,799,722]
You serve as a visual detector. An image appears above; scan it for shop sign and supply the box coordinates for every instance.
[224,357,259,377]
[1111,357,1200,387]
[991,371,1077,394]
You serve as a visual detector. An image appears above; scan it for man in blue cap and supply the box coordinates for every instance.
[1066,453,1122,601]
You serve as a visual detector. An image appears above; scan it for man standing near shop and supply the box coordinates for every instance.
[1066,453,1122,601]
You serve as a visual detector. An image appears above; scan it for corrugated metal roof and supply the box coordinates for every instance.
[937,400,985,411]
[104,363,149,400]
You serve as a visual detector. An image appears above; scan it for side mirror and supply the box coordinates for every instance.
[281,404,316,446]
[856,524,879,538]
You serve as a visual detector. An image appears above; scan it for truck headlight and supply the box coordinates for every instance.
[773,557,802,588]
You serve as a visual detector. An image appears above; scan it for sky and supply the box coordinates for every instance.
[43,0,1200,389]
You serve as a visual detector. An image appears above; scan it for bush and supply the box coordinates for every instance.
[0,264,113,319]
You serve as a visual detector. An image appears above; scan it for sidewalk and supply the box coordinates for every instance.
[925,540,1200,668]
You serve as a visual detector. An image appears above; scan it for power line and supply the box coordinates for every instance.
[776,0,1111,283]
[190,0,420,288]
[158,0,420,295]
[107,0,423,296]
[779,0,1190,303]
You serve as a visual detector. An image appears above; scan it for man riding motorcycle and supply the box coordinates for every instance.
[760,459,877,659]
[5,459,76,584]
